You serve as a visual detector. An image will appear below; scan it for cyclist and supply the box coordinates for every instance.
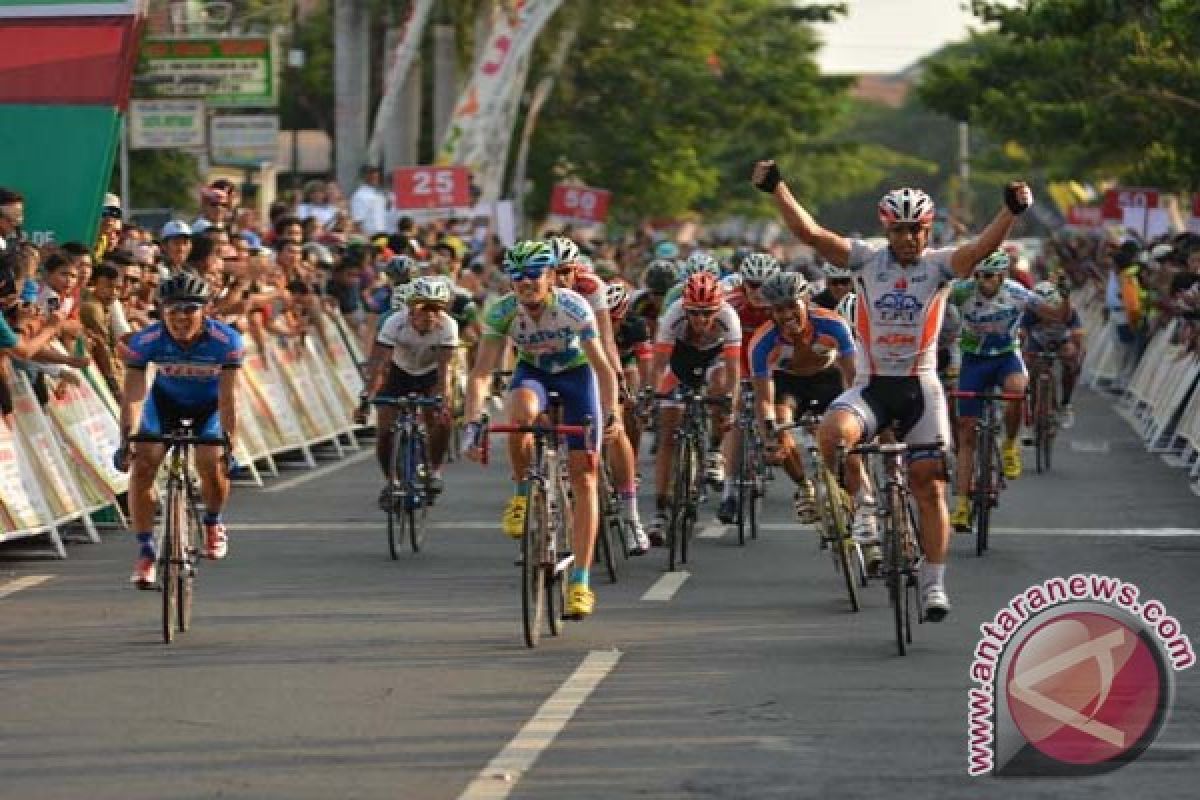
[628,258,678,339]
[643,272,741,544]
[811,265,855,312]
[114,273,241,588]
[605,281,653,553]
[948,251,1065,529]
[753,157,1037,621]
[662,251,722,310]
[1021,280,1084,430]
[715,252,780,523]
[749,271,857,526]
[362,276,458,504]
[462,241,621,619]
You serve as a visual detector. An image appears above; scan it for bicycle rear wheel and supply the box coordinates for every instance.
[1041,380,1057,473]
[595,476,619,583]
[161,484,183,644]
[386,429,407,560]
[521,482,548,648]
[736,429,751,546]
[973,432,992,557]
[547,474,572,633]
[408,432,431,553]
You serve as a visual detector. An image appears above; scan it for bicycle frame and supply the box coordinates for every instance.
[657,386,726,571]
[949,389,1022,555]
[373,394,441,557]
[1029,352,1060,473]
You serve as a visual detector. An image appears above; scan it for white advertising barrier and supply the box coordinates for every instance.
[46,369,129,500]
[0,412,60,552]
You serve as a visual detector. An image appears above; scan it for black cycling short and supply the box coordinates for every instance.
[381,363,437,398]
[668,340,723,389]
[772,368,844,414]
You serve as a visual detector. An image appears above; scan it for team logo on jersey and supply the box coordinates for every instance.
[875,290,923,322]
[875,332,917,348]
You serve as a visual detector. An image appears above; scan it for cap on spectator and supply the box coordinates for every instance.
[102,192,122,219]
[200,186,230,207]
[1151,243,1174,262]
[371,234,390,250]
[437,235,466,260]
[239,230,262,252]
[161,219,192,240]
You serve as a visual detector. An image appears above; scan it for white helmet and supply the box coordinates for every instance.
[391,282,414,311]
[548,235,580,266]
[836,292,858,329]
[760,271,809,307]
[878,188,935,226]
[739,252,781,283]
[605,282,630,316]
[823,264,852,280]
[1033,281,1061,306]
[408,275,451,307]
[682,251,721,278]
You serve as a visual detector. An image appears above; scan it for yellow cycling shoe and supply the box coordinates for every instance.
[565,582,595,618]
[951,497,972,532]
[501,495,528,538]
[1002,443,1022,480]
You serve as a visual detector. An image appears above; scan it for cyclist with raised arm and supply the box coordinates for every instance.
[1021,280,1084,430]
[362,276,458,505]
[749,271,857,525]
[752,157,1036,621]
[643,272,741,544]
[462,241,621,618]
[947,251,1065,529]
[114,273,241,588]
[714,252,780,523]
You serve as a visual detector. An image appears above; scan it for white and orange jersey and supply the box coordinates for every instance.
[845,239,956,376]
[654,297,742,358]
[570,271,608,314]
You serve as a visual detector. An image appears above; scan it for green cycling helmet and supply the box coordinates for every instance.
[975,250,1010,275]
[503,240,557,276]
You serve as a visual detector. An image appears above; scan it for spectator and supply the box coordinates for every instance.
[0,186,24,254]
[273,215,304,246]
[350,164,389,236]
[96,193,123,260]
[297,179,338,228]
[193,186,231,234]
[160,220,192,273]
[79,263,124,395]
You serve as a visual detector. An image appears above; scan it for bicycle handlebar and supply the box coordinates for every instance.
[947,389,1025,401]
[848,440,945,456]
[129,431,228,447]
[371,394,444,408]
[478,414,592,465]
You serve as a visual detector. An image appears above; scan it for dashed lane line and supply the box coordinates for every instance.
[697,524,729,539]
[641,570,690,602]
[0,575,54,600]
[456,649,622,800]
[262,449,375,493]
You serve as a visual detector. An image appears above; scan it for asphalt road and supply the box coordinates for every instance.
[2,387,1198,799]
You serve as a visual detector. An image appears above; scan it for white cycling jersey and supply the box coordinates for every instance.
[376,306,459,375]
[845,239,957,377]
[654,298,742,352]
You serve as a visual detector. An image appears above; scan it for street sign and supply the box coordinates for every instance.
[138,36,277,108]
[549,184,610,224]
[129,99,205,149]
[393,166,472,211]
[210,114,279,166]
[1102,187,1159,220]
[1066,205,1104,228]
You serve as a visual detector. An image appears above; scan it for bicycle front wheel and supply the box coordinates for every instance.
[521,482,548,648]
[887,486,910,656]
[595,479,619,584]
[973,433,992,557]
[668,436,692,572]
[822,468,860,612]
[736,431,751,546]
[408,432,431,553]
[178,484,197,633]
[387,429,408,560]
[161,484,184,644]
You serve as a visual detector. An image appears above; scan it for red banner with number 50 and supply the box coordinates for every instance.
[393,166,471,210]
[549,184,611,223]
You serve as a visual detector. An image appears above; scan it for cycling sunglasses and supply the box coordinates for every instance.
[685,308,718,318]
[411,302,443,313]
[165,301,204,314]
[506,266,547,282]
[887,222,928,236]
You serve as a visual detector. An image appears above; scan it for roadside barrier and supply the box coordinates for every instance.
[1,310,367,555]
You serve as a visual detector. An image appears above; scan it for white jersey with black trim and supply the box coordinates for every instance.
[655,298,742,351]
[376,306,459,375]
[845,239,956,377]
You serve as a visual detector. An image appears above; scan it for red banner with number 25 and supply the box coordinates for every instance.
[549,184,611,223]
[393,166,471,210]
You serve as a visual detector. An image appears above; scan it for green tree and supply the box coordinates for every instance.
[916,0,1200,190]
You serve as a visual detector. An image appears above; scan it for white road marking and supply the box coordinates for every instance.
[0,575,53,600]
[1069,439,1111,454]
[697,524,728,539]
[235,521,495,531]
[641,571,690,602]
[262,449,374,493]
[457,649,621,800]
[757,523,1200,537]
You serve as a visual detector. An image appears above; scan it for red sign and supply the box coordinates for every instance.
[393,166,471,210]
[1192,193,1200,219]
[1066,205,1104,227]
[549,184,611,223]
[1101,187,1160,220]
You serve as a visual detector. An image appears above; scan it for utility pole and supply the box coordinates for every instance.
[958,120,971,229]
[334,0,369,192]
[432,10,457,150]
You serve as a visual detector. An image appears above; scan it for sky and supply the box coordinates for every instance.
[814,0,985,75]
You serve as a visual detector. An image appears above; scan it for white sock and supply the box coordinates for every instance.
[920,561,946,593]
[723,478,736,500]
[856,487,875,506]
[620,492,641,523]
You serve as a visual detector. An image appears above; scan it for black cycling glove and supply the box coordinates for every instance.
[1004,182,1032,215]
[753,161,783,194]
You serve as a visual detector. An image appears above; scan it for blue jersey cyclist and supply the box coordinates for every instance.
[114,273,242,588]
[462,241,621,620]
[748,271,857,526]
[947,250,1064,530]
[1021,280,1084,430]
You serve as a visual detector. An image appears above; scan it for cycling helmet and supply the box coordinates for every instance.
[548,235,580,266]
[654,240,679,259]
[740,252,781,283]
[408,275,452,308]
[974,250,1011,275]
[1033,280,1062,305]
[836,292,858,329]
[682,251,721,278]
[159,272,211,304]
[605,282,631,317]
[384,254,418,284]
[644,258,679,294]
[503,240,557,276]
[878,188,935,226]
[391,282,414,310]
[759,271,809,307]
[823,264,852,280]
[682,272,723,310]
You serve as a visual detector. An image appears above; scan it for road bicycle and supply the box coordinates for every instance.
[949,389,1023,556]
[845,439,946,655]
[783,406,866,612]
[373,394,441,559]
[130,421,226,644]
[1028,350,1061,473]
[595,455,630,584]
[481,397,590,648]
[733,379,770,546]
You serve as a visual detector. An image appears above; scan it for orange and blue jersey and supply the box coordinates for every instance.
[749,307,856,378]
[119,318,244,406]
